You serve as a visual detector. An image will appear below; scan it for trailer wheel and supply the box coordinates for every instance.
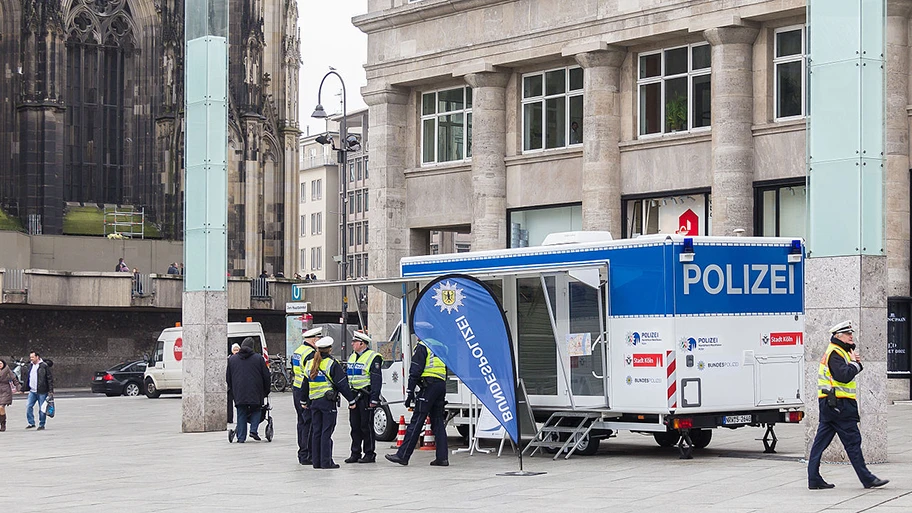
[690,428,712,449]
[653,429,681,448]
[570,433,600,456]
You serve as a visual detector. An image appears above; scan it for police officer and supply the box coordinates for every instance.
[303,336,355,469]
[385,339,448,467]
[345,331,383,463]
[291,326,322,465]
[808,320,888,489]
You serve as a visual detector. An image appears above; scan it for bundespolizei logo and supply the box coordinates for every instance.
[431,280,465,314]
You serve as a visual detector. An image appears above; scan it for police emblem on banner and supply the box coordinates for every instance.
[432,281,464,314]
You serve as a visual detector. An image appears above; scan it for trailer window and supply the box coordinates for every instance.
[569,282,605,396]
[517,277,558,395]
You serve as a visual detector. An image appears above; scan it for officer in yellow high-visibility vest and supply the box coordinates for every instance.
[808,320,888,490]
[385,339,448,467]
[344,330,383,463]
[303,336,355,469]
[291,326,321,465]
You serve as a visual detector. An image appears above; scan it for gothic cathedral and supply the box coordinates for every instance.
[0,0,301,276]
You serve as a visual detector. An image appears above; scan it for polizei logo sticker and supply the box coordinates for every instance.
[680,336,721,351]
[626,331,661,346]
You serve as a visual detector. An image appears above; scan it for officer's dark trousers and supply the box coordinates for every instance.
[396,378,448,462]
[808,397,876,486]
[349,391,375,457]
[292,386,311,462]
[310,397,338,468]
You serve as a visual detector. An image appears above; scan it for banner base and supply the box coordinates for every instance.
[497,470,547,477]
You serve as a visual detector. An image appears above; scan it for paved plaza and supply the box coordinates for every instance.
[4,392,912,512]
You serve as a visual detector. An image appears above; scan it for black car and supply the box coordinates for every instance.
[92,360,148,397]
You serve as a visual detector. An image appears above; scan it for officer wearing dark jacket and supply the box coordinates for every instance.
[303,336,355,469]
[291,326,321,465]
[808,320,888,489]
[385,340,448,466]
[345,331,383,463]
[226,338,270,443]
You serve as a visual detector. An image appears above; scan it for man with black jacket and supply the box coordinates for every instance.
[226,338,270,443]
[808,320,888,489]
[23,351,53,430]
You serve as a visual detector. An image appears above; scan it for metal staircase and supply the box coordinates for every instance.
[522,411,602,460]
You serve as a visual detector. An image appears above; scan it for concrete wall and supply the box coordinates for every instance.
[0,232,184,274]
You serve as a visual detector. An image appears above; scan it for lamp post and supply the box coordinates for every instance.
[312,71,359,359]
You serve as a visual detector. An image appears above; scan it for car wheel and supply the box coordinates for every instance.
[690,428,713,449]
[456,424,470,442]
[653,429,682,448]
[568,433,600,456]
[372,405,397,441]
[144,377,161,399]
[124,382,141,397]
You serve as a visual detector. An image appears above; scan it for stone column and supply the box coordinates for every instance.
[575,47,626,237]
[704,26,759,236]
[465,71,510,251]
[364,87,410,358]
[887,0,912,297]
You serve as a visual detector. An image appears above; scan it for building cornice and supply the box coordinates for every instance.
[619,131,712,152]
[751,118,806,137]
[504,146,582,166]
[404,161,471,178]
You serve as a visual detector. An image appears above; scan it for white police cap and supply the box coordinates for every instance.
[353,331,371,345]
[829,320,855,335]
[316,336,334,349]
[303,327,322,338]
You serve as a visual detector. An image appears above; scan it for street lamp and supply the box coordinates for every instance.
[312,70,361,360]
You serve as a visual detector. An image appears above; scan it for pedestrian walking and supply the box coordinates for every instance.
[226,337,270,443]
[0,359,21,431]
[345,330,382,463]
[22,352,53,430]
[303,336,355,469]
[385,339,448,467]
[291,326,322,465]
[167,262,179,275]
[115,257,129,272]
[807,320,888,489]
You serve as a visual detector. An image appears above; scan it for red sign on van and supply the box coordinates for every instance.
[633,353,664,367]
[174,337,183,361]
[769,332,803,346]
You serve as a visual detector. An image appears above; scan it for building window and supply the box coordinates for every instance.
[300,215,306,237]
[356,159,363,181]
[300,248,306,270]
[637,43,711,136]
[621,191,712,238]
[356,191,362,213]
[356,223,362,245]
[421,86,473,164]
[311,212,322,235]
[300,183,306,203]
[430,243,439,255]
[348,224,355,246]
[522,67,583,151]
[349,192,355,214]
[754,180,806,238]
[349,161,355,182]
[456,243,471,253]
[364,159,368,179]
[774,26,806,120]
[363,221,368,244]
[310,247,322,270]
[355,254,363,277]
[508,204,582,248]
[311,179,322,201]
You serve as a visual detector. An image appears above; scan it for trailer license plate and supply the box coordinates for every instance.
[723,415,752,425]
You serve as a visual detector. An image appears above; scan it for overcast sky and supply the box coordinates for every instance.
[298,0,369,136]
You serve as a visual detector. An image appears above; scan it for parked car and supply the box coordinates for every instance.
[92,360,148,397]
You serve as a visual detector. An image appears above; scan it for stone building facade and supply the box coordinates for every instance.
[0,0,300,277]
[355,0,911,380]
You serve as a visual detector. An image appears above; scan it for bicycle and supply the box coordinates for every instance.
[268,354,291,392]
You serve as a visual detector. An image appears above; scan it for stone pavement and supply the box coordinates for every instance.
[3,393,912,512]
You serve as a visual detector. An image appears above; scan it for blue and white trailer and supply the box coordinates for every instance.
[308,232,807,457]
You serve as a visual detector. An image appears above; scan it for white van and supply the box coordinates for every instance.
[143,320,268,398]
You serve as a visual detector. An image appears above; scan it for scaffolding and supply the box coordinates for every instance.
[104,206,145,239]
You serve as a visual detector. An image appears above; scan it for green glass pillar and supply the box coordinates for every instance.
[806,0,888,463]
[181,0,229,432]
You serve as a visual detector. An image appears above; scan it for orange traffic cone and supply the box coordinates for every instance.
[394,415,406,448]
[419,416,436,450]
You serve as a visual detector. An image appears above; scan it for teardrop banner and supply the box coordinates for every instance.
[409,274,518,444]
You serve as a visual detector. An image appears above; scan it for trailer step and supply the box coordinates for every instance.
[523,411,603,460]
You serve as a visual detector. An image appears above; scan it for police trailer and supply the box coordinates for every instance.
[314,232,806,459]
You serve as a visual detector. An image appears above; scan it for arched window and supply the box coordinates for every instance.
[65,0,135,204]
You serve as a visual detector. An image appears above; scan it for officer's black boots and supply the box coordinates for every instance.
[865,478,889,489]
[385,454,408,465]
[344,454,361,463]
[808,481,835,490]
[430,459,449,467]
[358,454,376,463]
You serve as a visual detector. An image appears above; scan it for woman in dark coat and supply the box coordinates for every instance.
[226,338,270,442]
[0,359,21,432]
